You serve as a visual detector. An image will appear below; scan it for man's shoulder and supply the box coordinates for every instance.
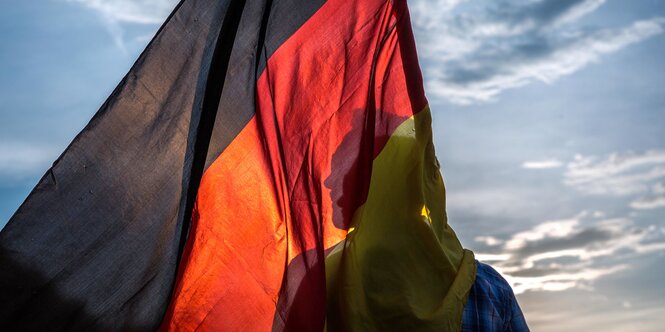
[468,261,516,316]
[474,261,513,295]
[462,260,530,332]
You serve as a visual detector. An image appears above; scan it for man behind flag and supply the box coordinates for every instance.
[0,0,528,331]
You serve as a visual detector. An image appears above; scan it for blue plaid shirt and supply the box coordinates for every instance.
[462,261,530,332]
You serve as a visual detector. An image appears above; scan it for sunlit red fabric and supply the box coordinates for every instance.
[161,0,430,330]
[0,0,475,330]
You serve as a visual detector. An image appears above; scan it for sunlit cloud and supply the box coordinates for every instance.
[475,235,504,246]
[410,0,664,104]
[460,149,665,295]
[591,210,606,218]
[522,159,564,169]
[475,211,665,294]
[630,196,665,210]
[504,217,579,250]
[507,265,627,294]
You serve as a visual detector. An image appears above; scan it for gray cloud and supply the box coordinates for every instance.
[511,226,615,260]
[463,150,665,294]
[410,0,664,104]
[459,0,607,37]
[474,211,665,294]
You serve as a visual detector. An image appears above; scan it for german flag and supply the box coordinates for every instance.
[0,0,476,331]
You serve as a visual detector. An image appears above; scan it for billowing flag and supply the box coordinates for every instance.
[0,0,476,331]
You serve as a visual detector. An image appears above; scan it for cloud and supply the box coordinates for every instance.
[410,0,468,29]
[475,235,504,246]
[475,253,511,262]
[99,14,128,54]
[0,143,58,184]
[66,0,178,52]
[508,265,627,294]
[653,182,665,195]
[454,0,608,38]
[67,0,177,24]
[630,181,665,210]
[565,151,665,190]
[522,159,563,169]
[475,211,665,294]
[410,0,665,104]
[504,217,580,250]
[630,196,665,210]
[563,150,665,209]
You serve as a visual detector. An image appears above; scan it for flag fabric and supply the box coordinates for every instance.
[0,0,476,331]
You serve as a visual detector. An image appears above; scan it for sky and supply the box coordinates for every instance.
[1,0,664,330]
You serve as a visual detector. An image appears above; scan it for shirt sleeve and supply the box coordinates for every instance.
[506,290,530,332]
[462,261,531,332]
